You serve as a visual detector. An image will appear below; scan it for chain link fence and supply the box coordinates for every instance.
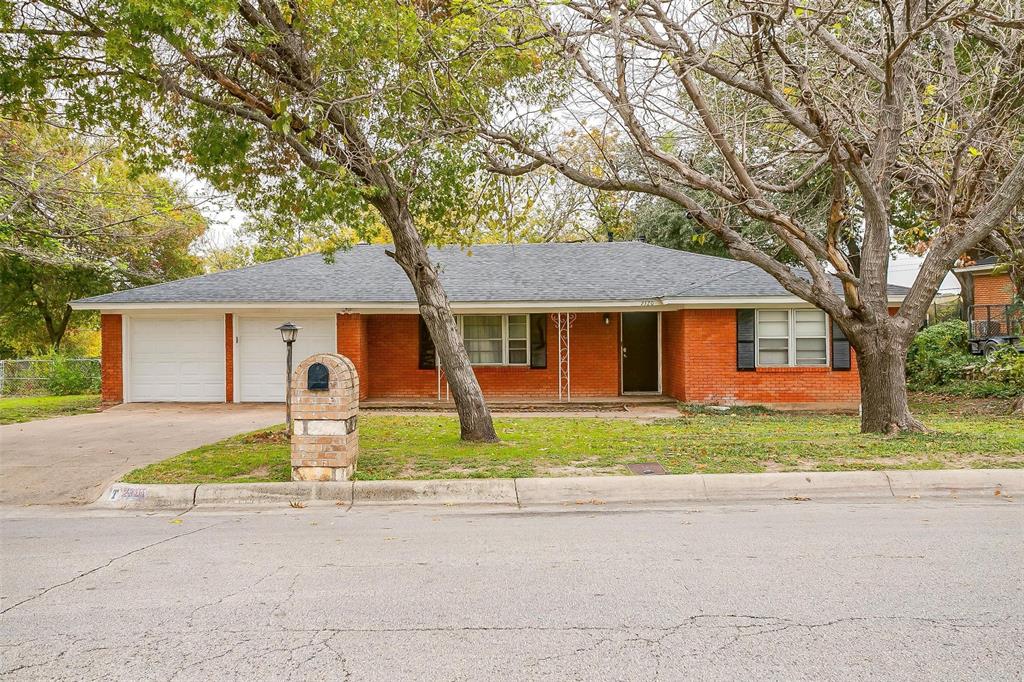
[0,358,101,397]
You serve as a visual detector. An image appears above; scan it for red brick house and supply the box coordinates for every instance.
[954,257,1019,340]
[74,242,908,410]
[955,257,1016,307]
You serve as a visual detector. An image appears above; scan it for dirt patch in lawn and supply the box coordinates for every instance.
[233,465,271,479]
[537,464,627,477]
[243,428,287,444]
[910,392,1019,417]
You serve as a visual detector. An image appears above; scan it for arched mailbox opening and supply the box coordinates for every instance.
[289,353,359,481]
[307,362,329,391]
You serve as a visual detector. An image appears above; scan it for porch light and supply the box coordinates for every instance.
[276,322,302,436]
[277,322,301,344]
[603,313,611,326]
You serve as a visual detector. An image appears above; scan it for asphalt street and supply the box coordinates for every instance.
[1,499,1021,681]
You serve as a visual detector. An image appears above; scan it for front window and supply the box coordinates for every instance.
[460,315,530,365]
[756,309,828,367]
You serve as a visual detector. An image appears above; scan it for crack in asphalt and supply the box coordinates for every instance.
[1,614,1012,677]
[184,565,287,627]
[0,521,226,616]
[157,613,1004,637]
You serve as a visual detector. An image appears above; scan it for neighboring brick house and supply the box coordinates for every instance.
[73,242,909,410]
[954,257,1018,338]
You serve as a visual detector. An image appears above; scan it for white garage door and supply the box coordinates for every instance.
[128,317,225,402]
[236,316,336,402]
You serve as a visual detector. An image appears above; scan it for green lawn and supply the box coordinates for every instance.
[122,396,1024,484]
[0,394,101,424]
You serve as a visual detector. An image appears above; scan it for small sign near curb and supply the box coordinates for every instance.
[109,486,147,500]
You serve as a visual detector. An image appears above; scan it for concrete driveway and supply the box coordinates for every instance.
[0,403,282,506]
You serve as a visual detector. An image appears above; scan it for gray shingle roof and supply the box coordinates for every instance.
[73,242,909,306]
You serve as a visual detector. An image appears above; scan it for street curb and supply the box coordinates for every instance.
[884,469,1019,498]
[196,482,352,506]
[354,479,518,506]
[92,469,1022,511]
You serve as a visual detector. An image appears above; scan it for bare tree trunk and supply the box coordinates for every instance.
[49,305,73,352]
[852,327,925,434]
[374,197,499,443]
[30,286,72,352]
[953,271,973,322]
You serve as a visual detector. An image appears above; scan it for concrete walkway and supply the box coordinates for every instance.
[365,404,683,420]
[0,403,281,507]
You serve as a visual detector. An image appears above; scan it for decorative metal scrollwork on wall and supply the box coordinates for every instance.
[549,313,577,402]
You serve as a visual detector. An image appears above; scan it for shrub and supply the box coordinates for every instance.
[968,346,1024,394]
[906,320,973,388]
[43,355,101,395]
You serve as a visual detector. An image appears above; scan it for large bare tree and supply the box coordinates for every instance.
[483,0,1024,433]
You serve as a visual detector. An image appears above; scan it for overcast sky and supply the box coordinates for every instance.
[888,253,961,294]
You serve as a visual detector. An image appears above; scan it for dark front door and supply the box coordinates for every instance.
[621,312,659,393]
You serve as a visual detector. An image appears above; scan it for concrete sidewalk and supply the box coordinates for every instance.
[94,468,1022,511]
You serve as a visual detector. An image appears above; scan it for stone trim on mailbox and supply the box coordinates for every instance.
[290,353,360,481]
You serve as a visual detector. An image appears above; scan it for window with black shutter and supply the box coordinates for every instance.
[529,314,547,369]
[831,319,851,371]
[418,316,436,370]
[736,309,756,371]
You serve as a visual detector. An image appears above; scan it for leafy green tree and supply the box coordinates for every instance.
[1,0,542,440]
[0,121,206,354]
[636,200,731,258]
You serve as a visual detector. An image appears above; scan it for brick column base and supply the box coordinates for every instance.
[289,353,360,482]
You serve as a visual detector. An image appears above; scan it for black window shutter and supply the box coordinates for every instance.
[530,314,547,369]
[736,309,756,371]
[418,316,436,370]
[831,318,851,371]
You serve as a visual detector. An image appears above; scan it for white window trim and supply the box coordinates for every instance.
[754,309,830,368]
[458,314,531,367]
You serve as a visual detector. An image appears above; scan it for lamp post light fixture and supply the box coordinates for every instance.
[276,322,302,435]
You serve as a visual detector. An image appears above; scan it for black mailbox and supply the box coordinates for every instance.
[307,362,330,391]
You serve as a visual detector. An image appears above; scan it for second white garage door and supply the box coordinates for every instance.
[236,316,337,402]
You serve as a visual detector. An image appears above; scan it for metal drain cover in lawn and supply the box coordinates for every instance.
[627,462,667,475]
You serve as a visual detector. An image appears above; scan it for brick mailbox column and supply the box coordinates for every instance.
[290,353,359,481]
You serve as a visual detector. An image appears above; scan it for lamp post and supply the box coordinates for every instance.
[276,322,301,436]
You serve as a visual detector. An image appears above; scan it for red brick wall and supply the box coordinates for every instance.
[662,308,861,408]
[224,313,234,403]
[973,272,1014,308]
[100,314,123,404]
[337,313,370,400]
[661,310,686,399]
[349,309,861,406]
[566,312,620,397]
[364,313,620,399]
